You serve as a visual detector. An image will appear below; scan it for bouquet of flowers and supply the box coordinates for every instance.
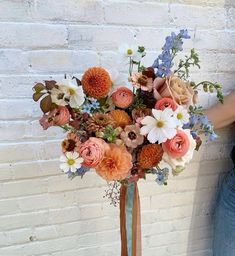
[32,29,223,256]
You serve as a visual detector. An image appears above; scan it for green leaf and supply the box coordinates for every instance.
[33,92,46,102]
[98,96,108,107]
[40,95,52,113]
[33,83,45,93]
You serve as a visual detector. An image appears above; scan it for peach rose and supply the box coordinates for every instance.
[78,138,108,168]
[155,97,177,111]
[95,144,133,181]
[111,87,133,108]
[153,75,196,106]
[162,130,190,159]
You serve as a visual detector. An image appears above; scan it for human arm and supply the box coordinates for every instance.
[204,91,235,129]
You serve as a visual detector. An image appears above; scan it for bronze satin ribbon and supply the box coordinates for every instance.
[120,183,142,256]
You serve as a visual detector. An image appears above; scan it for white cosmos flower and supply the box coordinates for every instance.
[140,108,178,144]
[60,152,84,173]
[57,77,85,108]
[174,105,190,127]
[108,68,130,93]
[118,44,142,63]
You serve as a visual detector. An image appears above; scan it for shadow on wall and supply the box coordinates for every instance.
[186,2,235,254]
[186,125,235,256]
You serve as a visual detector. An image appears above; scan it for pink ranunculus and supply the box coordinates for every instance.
[153,75,195,106]
[54,106,70,126]
[111,87,134,108]
[162,130,190,159]
[155,97,177,111]
[39,106,70,130]
[39,112,55,130]
[78,138,108,168]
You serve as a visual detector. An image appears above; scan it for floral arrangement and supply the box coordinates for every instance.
[32,29,223,255]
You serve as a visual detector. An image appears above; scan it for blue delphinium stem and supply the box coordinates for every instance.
[152,29,191,77]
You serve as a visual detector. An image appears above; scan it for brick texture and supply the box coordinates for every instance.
[0,1,235,256]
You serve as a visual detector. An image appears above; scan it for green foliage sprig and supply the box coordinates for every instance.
[174,49,200,80]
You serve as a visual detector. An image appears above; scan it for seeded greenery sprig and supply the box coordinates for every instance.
[174,49,200,79]
[102,125,119,143]
[191,81,223,103]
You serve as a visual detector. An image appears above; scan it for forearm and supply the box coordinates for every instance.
[204,91,235,130]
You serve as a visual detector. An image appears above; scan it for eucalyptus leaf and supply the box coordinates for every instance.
[40,95,52,113]
[33,92,46,102]
[33,83,45,93]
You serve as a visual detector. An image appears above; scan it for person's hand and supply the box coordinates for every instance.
[205,91,235,129]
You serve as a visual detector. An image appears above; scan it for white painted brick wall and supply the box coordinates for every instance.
[0,1,235,256]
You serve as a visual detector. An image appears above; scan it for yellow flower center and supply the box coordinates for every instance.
[67,159,75,166]
[68,88,75,95]
[156,120,164,128]
[177,113,183,120]
[127,48,133,55]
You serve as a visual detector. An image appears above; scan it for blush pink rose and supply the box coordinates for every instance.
[162,130,190,159]
[153,75,196,106]
[78,138,108,168]
[111,87,133,108]
[155,97,177,111]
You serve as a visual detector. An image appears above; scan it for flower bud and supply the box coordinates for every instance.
[203,83,208,92]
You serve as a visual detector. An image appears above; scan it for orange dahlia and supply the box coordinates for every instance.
[137,144,163,169]
[95,144,133,181]
[81,67,111,99]
[109,110,131,128]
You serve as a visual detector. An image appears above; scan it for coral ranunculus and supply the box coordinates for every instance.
[155,97,177,111]
[162,129,190,159]
[81,67,111,99]
[162,129,196,172]
[78,138,108,168]
[111,87,133,108]
[95,144,133,181]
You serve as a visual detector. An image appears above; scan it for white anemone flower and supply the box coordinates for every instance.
[60,152,84,173]
[174,105,190,127]
[57,77,85,108]
[140,108,178,144]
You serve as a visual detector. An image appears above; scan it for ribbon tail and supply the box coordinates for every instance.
[120,184,128,256]
[120,183,142,256]
[132,183,141,256]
